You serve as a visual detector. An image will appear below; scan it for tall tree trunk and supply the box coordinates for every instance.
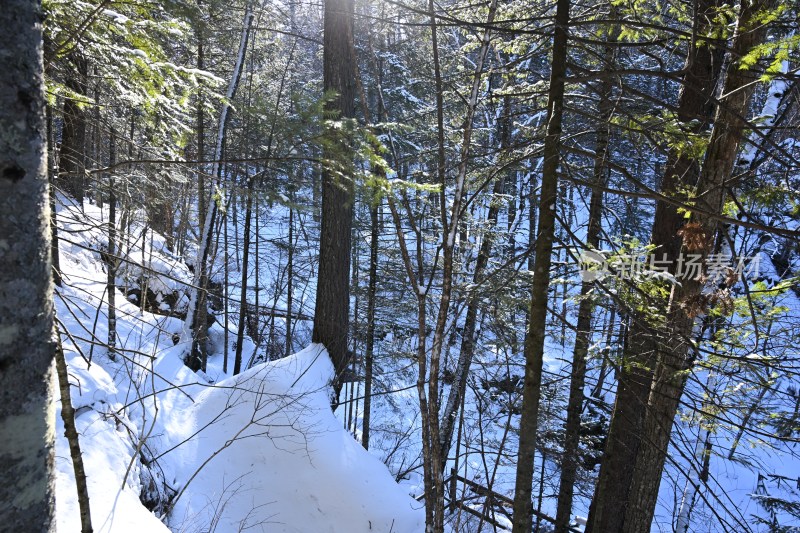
[234,179,254,375]
[361,200,379,450]
[223,203,229,373]
[586,1,724,529]
[554,19,616,532]
[424,1,498,528]
[439,91,511,466]
[622,3,772,530]
[47,105,62,288]
[510,0,570,529]
[313,0,356,399]
[0,1,56,527]
[285,204,294,358]
[196,11,206,232]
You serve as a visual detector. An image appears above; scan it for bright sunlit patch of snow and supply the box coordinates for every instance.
[53,197,424,533]
[167,344,424,533]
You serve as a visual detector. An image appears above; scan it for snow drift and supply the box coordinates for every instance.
[168,344,424,533]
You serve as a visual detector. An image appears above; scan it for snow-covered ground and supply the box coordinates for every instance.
[52,190,800,533]
[53,197,424,532]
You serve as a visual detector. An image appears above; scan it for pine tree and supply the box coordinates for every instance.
[313,0,357,399]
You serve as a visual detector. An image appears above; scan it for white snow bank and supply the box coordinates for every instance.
[55,351,172,533]
[168,344,424,533]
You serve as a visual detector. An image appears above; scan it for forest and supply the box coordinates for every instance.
[1,0,799,531]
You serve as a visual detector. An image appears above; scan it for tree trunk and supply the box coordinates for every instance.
[223,202,229,373]
[438,171,505,464]
[234,178,254,375]
[586,1,724,529]
[183,4,254,370]
[361,200,379,450]
[285,204,294,358]
[554,19,615,532]
[196,13,206,232]
[622,4,771,530]
[58,56,87,204]
[107,129,117,360]
[511,0,569,530]
[313,0,356,399]
[0,1,56,527]
[55,330,92,533]
[47,105,62,288]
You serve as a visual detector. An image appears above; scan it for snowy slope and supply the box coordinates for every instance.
[53,198,424,532]
[168,345,424,533]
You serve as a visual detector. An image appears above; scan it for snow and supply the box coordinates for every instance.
[168,345,424,533]
[53,198,424,532]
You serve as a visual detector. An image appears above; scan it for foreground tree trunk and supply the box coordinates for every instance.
[313,0,356,400]
[511,0,570,530]
[0,1,56,529]
[585,1,724,529]
[621,3,772,531]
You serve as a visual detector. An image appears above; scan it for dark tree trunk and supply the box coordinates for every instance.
[107,129,117,360]
[285,204,294,359]
[554,19,616,532]
[234,178,254,375]
[47,105,62,288]
[585,2,725,530]
[622,3,771,531]
[361,201,379,450]
[313,0,356,400]
[511,0,570,530]
[0,1,56,528]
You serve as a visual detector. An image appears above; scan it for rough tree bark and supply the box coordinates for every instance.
[586,1,724,529]
[622,3,773,530]
[511,0,569,530]
[0,0,56,529]
[313,0,356,400]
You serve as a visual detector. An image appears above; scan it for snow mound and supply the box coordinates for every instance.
[168,344,424,533]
